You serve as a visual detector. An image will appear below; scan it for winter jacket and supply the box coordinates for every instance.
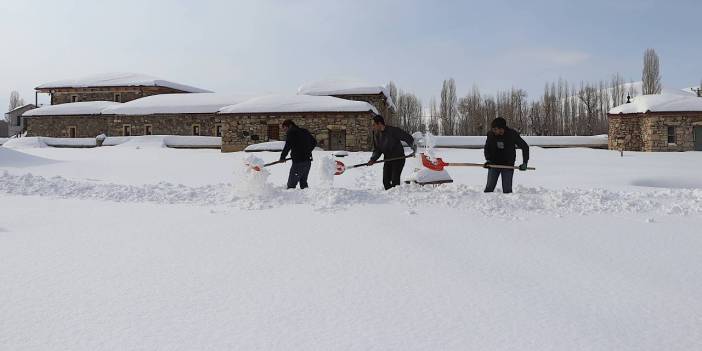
[281,126,317,163]
[484,127,529,166]
[370,126,414,161]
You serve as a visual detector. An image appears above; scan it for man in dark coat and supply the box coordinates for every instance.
[368,115,415,190]
[280,120,317,189]
[483,117,529,193]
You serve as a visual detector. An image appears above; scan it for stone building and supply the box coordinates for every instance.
[297,80,396,122]
[5,104,37,136]
[218,95,378,152]
[608,93,702,152]
[0,120,8,137]
[35,72,211,105]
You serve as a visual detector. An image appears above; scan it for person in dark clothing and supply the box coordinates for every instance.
[280,120,317,189]
[483,117,529,193]
[368,115,415,190]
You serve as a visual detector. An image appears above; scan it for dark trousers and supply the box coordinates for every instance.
[382,159,405,190]
[287,161,311,189]
[484,168,514,193]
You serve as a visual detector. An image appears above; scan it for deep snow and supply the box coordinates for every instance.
[1,145,702,350]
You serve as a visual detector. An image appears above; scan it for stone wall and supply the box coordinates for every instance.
[41,86,190,105]
[106,114,220,136]
[608,115,643,151]
[220,112,375,152]
[608,112,702,151]
[25,115,108,138]
[333,94,395,124]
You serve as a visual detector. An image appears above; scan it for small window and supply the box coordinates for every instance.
[192,124,200,136]
[123,125,131,136]
[667,126,676,144]
[145,125,152,135]
[215,124,222,137]
[68,126,76,138]
[71,95,78,103]
[267,124,280,141]
[114,94,121,102]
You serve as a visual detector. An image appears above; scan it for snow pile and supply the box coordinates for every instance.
[244,140,286,152]
[609,93,702,114]
[0,138,9,145]
[232,155,276,199]
[36,72,212,93]
[406,168,453,184]
[2,137,48,149]
[22,101,120,116]
[102,93,252,115]
[0,149,57,168]
[317,155,337,188]
[298,79,396,110]
[220,94,379,114]
[163,136,220,147]
[113,135,167,149]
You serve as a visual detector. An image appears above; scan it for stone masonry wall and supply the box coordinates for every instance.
[608,115,643,151]
[220,112,375,152]
[46,86,190,105]
[105,114,220,136]
[25,115,109,138]
[641,113,702,151]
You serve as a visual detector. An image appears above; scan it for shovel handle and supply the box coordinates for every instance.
[451,163,535,171]
[351,152,416,168]
[263,158,292,167]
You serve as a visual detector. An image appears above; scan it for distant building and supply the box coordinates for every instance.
[608,93,702,151]
[35,72,211,105]
[5,104,37,136]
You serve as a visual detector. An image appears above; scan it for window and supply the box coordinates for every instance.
[215,124,222,137]
[15,116,21,127]
[68,126,76,138]
[123,125,131,136]
[267,124,280,140]
[192,124,200,136]
[667,126,676,144]
[145,125,152,135]
[114,94,121,102]
[71,95,78,103]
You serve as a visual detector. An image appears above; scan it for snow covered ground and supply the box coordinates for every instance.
[1,142,702,350]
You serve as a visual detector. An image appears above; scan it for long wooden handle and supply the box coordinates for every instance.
[351,153,416,168]
[449,162,535,170]
[264,158,292,167]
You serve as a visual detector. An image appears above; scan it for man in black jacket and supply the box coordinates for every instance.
[483,117,529,193]
[280,120,317,189]
[368,115,415,190]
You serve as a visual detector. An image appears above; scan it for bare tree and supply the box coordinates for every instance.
[439,78,458,135]
[8,91,25,112]
[428,98,439,135]
[386,81,398,107]
[610,73,625,107]
[396,90,423,133]
[642,48,662,94]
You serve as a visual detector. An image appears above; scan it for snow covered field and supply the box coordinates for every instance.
[1,141,702,350]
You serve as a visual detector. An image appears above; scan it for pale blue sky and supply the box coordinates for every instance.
[1,0,700,111]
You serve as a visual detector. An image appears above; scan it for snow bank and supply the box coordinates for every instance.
[3,135,221,149]
[2,137,49,149]
[219,94,379,115]
[0,138,9,145]
[298,79,396,110]
[22,101,120,116]
[232,155,276,198]
[102,93,252,115]
[244,141,286,152]
[609,93,702,114]
[36,72,212,93]
[317,155,337,188]
[0,148,57,167]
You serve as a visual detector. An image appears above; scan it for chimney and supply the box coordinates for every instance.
[626,94,632,103]
[696,87,702,98]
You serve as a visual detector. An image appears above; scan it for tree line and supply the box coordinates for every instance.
[389,48,680,136]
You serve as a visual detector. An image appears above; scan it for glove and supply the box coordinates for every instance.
[411,143,418,154]
[367,160,376,166]
[483,162,491,169]
[518,163,528,171]
[279,157,287,163]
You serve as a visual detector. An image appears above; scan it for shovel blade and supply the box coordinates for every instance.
[421,153,447,171]
[334,160,346,175]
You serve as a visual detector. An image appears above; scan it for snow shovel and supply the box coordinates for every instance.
[248,157,292,172]
[421,153,535,171]
[335,153,416,176]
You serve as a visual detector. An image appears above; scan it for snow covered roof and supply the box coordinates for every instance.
[7,104,36,114]
[218,94,379,114]
[102,93,253,115]
[23,101,121,116]
[609,93,702,115]
[297,79,396,111]
[36,72,212,93]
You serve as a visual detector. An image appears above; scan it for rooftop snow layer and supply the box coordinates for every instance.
[297,79,396,111]
[609,94,702,114]
[23,101,121,116]
[219,94,379,114]
[36,72,212,93]
[102,93,253,115]
[7,104,36,114]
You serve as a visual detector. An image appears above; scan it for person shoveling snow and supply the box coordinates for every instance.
[483,117,530,193]
[279,120,317,189]
[367,115,416,190]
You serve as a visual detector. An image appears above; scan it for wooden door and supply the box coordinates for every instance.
[694,127,702,151]
[268,124,280,141]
